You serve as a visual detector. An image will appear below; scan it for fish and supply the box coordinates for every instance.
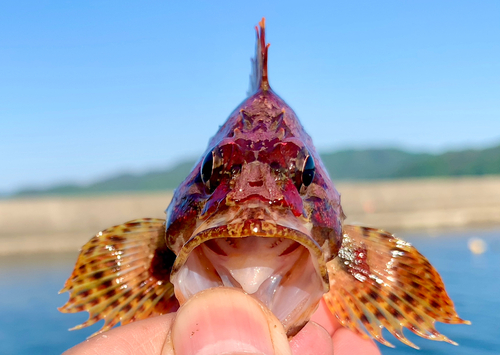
[59,18,470,349]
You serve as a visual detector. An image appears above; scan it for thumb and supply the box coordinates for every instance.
[163,287,291,355]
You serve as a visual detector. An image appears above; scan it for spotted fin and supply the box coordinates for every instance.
[59,218,179,336]
[324,225,470,349]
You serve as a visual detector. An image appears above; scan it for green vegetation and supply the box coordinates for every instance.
[13,144,500,197]
[14,160,197,197]
[393,145,500,178]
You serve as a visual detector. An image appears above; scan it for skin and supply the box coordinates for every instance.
[64,288,380,355]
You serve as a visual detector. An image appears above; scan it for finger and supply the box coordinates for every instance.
[310,299,381,355]
[332,328,381,355]
[310,298,343,336]
[164,287,291,355]
[289,322,333,355]
[63,313,176,355]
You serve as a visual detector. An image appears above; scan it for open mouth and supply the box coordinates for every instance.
[170,219,328,336]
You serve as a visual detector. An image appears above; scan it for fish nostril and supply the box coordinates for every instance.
[249,181,264,187]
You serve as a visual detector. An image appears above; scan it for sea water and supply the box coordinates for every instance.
[0,228,498,354]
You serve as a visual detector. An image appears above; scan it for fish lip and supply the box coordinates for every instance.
[171,218,329,292]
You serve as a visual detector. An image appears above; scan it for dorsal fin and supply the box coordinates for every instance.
[247,18,270,96]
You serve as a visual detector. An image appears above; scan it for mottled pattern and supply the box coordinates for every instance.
[324,225,470,348]
[59,218,178,336]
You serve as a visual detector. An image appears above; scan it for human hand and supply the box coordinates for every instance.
[64,287,380,355]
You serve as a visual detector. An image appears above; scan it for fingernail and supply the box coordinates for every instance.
[170,288,288,355]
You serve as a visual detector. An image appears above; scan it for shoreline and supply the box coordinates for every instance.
[2,177,500,255]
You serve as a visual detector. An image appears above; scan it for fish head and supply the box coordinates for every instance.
[164,20,344,336]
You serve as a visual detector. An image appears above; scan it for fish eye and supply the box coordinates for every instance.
[201,151,214,186]
[301,155,315,187]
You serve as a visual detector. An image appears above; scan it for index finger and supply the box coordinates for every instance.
[63,314,176,355]
[311,299,381,355]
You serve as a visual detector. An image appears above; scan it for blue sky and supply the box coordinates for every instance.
[1,1,499,193]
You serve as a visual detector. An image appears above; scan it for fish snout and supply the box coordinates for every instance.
[227,161,283,202]
[226,161,304,217]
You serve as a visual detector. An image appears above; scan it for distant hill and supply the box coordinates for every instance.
[320,148,427,180]
[14,160,198,197]
[13,144,500,197]
[393,145,500,178]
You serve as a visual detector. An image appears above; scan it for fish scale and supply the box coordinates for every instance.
[60,18,469,348]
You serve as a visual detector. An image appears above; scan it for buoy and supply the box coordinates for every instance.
[468,237,487,255]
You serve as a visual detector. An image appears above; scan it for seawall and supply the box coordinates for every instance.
[1,177,499,254]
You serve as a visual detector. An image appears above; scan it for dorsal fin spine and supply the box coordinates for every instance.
[259,18,270,91]
[248,18,270,96]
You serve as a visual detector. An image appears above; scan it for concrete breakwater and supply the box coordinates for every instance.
[1,177,500,255]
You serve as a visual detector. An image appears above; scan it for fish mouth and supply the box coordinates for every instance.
[170,210,329,336]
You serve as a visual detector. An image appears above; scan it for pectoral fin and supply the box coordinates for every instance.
[324,225,470,349]
[59,218,179,336]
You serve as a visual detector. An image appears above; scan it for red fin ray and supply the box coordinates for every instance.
[324,225,470,349]
[248,17,270,95]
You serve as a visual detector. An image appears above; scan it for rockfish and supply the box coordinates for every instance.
[60,18,469,349]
